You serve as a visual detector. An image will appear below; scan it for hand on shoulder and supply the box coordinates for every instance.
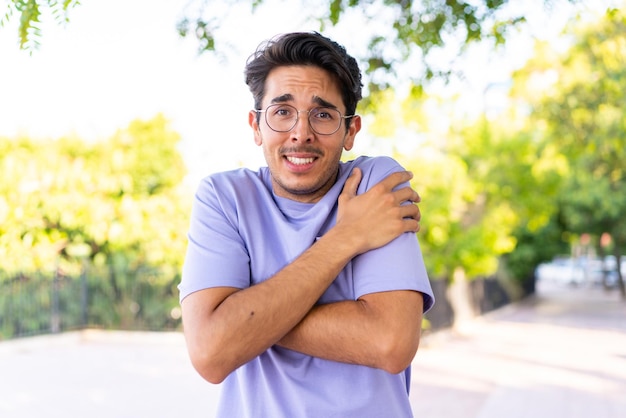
[335,167,421,255]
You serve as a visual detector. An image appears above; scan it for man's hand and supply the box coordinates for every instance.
[336,168,421,255]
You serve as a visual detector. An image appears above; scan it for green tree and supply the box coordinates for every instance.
[520,8,626,298]
[504,214,570,294]
[0,114,190,310]
[0,115,190,329]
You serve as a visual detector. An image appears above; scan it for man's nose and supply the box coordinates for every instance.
[290,112,314,142]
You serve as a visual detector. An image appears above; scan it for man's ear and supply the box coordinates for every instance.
[249,110,262,146]
[343,115,361,151]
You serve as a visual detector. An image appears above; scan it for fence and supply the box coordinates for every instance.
[0,266,182,340]
[424,276,516,331]
[1,266,520,341]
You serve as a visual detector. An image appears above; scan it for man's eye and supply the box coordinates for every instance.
[275,107,293,117]
[314,108,335,120]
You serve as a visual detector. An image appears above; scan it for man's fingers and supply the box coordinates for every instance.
[378,170,414,190]
[395,186,420,204]
[399,199,422,232]
[404,218,421,233]
[398,205,421,232]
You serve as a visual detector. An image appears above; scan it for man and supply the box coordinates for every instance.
[179,32,434,418]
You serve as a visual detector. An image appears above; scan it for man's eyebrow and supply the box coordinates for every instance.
[269,94,339,109]
[270,94,294,103]
[312,96,338,109]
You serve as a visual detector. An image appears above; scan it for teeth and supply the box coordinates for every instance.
[287,157,314,165]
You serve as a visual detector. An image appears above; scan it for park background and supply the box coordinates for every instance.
[1,0,625,339]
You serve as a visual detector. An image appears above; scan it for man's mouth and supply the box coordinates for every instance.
[286,156,316,165]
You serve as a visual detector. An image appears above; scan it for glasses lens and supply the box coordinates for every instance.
[265,104,298,132]
[309,107,342,135]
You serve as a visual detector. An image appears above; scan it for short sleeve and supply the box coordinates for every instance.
[178,177,251,301]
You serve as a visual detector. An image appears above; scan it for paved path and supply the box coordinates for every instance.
[1,279,625,417]
[410,280,626,417]
[0,330,220,418]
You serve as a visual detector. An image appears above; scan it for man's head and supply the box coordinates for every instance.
[244,32,363,204]
[245,32,363,129]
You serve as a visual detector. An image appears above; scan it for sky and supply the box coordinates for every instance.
[1,0,313,185]
[0,0,592,187]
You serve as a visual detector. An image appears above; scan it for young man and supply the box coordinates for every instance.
[179,32,434,418]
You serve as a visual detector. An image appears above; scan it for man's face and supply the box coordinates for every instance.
[249,65,361,203]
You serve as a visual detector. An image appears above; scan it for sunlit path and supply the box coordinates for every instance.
[0,331,220,417]
[410,280,626,417]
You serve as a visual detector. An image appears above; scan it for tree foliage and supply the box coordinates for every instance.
[408,118,567,285]
[179,0,576,89]
[5,0,580,88]
[0,114,190,281]
[552,9,626,295]
[2,0,79,50]
[510,6,626,297]
[0,115,192,335]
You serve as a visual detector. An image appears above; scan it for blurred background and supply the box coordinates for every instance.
[1,0,625,416]
[0,0,626,418]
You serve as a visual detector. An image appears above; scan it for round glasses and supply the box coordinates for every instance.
[255,104,355,135]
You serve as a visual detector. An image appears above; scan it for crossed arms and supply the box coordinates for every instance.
[181,169,425,384]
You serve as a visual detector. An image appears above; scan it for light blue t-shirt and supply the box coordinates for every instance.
[180,155,434,418]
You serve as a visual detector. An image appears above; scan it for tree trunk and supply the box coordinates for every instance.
[446,267,477,331]
[614,251,626,301]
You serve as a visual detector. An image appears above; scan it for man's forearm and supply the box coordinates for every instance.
[276,290,424,374]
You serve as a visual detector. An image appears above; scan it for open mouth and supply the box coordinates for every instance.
[285,156,316,165]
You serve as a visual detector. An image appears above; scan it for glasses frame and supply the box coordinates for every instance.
[254,104,356,135]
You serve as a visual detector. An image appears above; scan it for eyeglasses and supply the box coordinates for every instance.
[255,104,355,135]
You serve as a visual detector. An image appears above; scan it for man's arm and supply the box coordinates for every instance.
[277,290,424,374]
[181,169,420,384]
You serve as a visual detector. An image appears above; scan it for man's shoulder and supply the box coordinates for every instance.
[342,156,405,187]
[194,167,271,207]
[198,167,267,191]
[346,155,403,172]
[203,166,263,182]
